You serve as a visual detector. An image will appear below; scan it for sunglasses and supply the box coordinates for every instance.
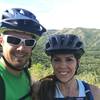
[3,35,36,47]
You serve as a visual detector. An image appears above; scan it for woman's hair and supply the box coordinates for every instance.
[38,75,57,100]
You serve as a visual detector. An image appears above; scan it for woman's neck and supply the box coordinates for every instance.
[58,78,78,97]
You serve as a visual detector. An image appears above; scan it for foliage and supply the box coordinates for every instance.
[29,63,53,80]
[29,63,100,87]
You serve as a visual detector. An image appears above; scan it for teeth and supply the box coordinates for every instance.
[15,54,25,58]
[60,72,67,75]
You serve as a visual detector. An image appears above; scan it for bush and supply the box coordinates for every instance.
[29,63,53,80]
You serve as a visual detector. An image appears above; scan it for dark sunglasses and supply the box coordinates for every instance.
[3,35,36,47]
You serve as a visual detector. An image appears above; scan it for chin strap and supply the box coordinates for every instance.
[2,55,25,71]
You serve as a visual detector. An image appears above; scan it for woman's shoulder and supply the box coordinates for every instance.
[32,75,55,93]
[32,81,41,91]
[32,81,41,100]
[78,80,100,100]
[32,75,55,100]
[90,84,100,100]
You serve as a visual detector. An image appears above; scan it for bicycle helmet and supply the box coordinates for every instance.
[0,8,46,39]
[45,34,84,59]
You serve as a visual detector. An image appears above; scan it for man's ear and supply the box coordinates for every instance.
[0,36,3,45]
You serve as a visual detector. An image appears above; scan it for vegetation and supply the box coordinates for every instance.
[29,27,100,87]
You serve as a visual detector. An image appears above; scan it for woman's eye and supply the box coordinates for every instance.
[66,59,72,61]
[53,58,60,62]
[53,58,61,62]
[66,58,74,62]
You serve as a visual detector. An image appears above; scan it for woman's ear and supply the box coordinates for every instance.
[77,59,80,64]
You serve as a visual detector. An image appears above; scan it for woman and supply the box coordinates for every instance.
[33,34,100,100]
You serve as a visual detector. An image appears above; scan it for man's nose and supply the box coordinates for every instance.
[16,43,25,50]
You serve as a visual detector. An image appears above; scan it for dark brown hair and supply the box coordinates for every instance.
[38,75,57,100]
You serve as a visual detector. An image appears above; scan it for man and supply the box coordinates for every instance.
[0,8,46,100]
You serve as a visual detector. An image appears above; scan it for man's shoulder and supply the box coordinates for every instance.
[0,62,5,76]
[0,60,5,69]
[90,84,100,100]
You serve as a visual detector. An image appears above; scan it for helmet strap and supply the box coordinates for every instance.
[2,55,26,71]
[75,59,79,74]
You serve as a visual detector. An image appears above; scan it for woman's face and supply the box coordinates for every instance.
[51,54,78,83]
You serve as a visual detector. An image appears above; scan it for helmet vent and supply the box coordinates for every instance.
[19,9,24,15]
[67,40,73,47]
[76,42,82,48]
[46,42,50,49]
[60,37,65,46]
[52,37,57,47]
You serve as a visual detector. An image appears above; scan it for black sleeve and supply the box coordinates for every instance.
[0,76,5,100]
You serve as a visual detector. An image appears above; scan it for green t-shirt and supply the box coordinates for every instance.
[0,63,32,100]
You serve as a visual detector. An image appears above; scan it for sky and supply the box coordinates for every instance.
[0,0,100,30]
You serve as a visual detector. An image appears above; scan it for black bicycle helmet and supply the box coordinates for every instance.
[45,34,85,59]
[0,8,46,39]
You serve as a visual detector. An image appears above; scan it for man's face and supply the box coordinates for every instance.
[0,31,36,69]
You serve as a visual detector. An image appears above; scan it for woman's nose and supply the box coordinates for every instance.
[60,61,67,68]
